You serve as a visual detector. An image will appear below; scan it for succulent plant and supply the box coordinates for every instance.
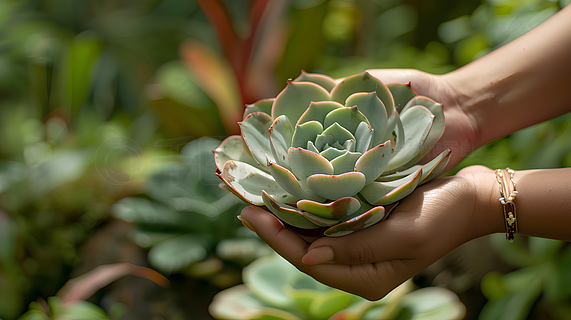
[215,71,450,237]
[209,253,466,320]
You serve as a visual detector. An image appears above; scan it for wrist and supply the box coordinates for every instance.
[457,166,505,239]
[441,69,499,150]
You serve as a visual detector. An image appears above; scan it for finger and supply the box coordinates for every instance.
[239,206,310,267]
[303,257,422,301]
[239,207,421,301]
[301,212,419,266]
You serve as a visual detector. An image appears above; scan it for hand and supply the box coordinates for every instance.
[366,69,478,172]
[239,166,499,300]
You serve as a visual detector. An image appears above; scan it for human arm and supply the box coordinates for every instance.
[367,4,571,170]
[239,166,571,300]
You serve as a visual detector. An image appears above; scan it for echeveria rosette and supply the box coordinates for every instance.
[215,71,451,237]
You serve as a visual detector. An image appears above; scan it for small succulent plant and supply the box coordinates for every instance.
[215,71,450,237]
[209,254,466,320]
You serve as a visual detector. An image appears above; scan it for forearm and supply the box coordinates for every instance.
[470,166,571,241]
[445,5,571,148]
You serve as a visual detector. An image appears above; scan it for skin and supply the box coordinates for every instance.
[239,5,571,300]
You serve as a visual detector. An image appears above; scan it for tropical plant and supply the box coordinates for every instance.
[478,235,571,320]
[209,253,466,320]
[112,138,271,278]
[215,71,450,237]
[17,263,168,320]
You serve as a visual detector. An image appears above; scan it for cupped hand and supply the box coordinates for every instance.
[366,69,478,172]
[239,166,497,300]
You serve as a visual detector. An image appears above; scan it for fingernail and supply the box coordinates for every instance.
[302,246,334,265]
[237,215,255,232]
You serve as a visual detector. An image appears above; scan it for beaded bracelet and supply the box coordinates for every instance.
[495,168,518,242]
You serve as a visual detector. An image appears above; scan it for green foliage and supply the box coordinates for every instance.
[112,138,271,279]
[209,254,466,320]
[1,0,569,318]
[478,236,571,320]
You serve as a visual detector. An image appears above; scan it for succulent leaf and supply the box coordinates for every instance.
[288,147,334,182]
[419,149,451,184]
[385,106,434,173]
[268,162,325,202]
[217,160,297,206]
[299,212,340,227]
[342,139,356,152]
[272,81,330,126]
[306,172,366,200]
[214,135,263,172]
[345,92,388,146]
[297,101,343,126]
[330,151,362,175]
[320,147,346,161]
[354,140,392,185]
[324,205,385,237]
[243,98,275,119]
[323,106,370,134]
[354,121,373,153]
[293,70,337,92]
[320,123,356,147]
[269,115,294,169]
[400,96,442,115]
[262,191,321,229]
[360,167,422,205]
[330,72,394,115]
[291,121,323,148]
[297,197,361,219]
[240,112,276,167]
[387,83,416,113]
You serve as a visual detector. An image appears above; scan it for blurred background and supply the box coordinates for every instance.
[1,0,571,319]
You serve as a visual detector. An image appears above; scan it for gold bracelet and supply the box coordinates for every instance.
[495,168,518,242]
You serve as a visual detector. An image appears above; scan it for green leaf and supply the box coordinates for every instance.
[288,148,334,182]
[268,162,322,201]
[269,115,295,169]
[306,172,366,200]
[154,60,215,109]
[309,288,354,318]
[330,151,361,175]
[214,135,263,172]
[57,301,110,320]
[16,310,49,320]
[324,205,385,237]
[244,255,299,310]
[148,234,211,273]
[355,140,392,185]
[345,92,388,147]
[400,287,466,320]
[360,167,422,205]
[385,106,435,173]
[240,112,276,167]
[272,81,330,126]
[330,72,394,115]
[209,285,280,320]
[323,106,369,135]
[318,123,356,149]
[387,83,416,113]
[291,121,324,149]
[296,101,342,126]
[217,160,296,206]
[244,98,275,119]
[262,191,320,229]
[293,71,336,92]
[297,197,360,219]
